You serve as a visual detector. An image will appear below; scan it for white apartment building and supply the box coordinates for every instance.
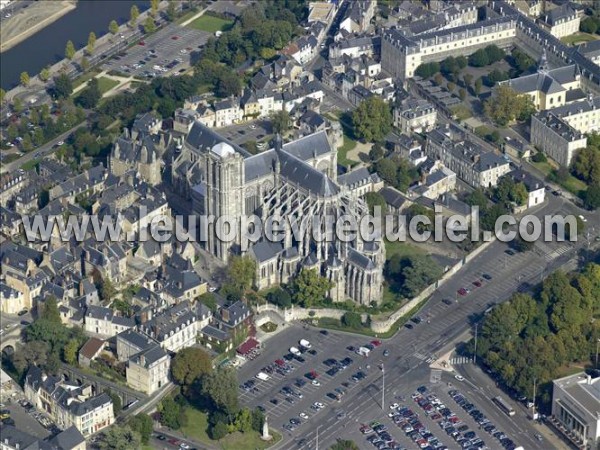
[126,344,170,395]
[24,367,114,438]
[382,17,517,81]
[551,372,600,449]
[84,306,135,338]
[214,98,242,127]
[530,111,587,167]
[0,283,25,315]
[538,3,580,38]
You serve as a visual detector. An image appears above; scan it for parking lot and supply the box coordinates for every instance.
[101,23,210,79]
[3,397,53,439]
[237,324,388,434]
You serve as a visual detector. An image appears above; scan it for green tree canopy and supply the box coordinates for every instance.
[270,109,291,134]
[352,97,392,142]
[128,414,154,444]
[342,311,363,329]
[52,73,73,99]
[330,439,360,450]
[226,256,256,292]
[290,268,333,307]
[267,287,292,308]
[484,85,535,126]
[98,425,141,450]
[171,347,213,386]
[65,40,76,59]
[109,19,119,35]
[20,72,30,87]
[201,368,239,416]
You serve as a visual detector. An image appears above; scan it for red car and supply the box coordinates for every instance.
[138,41,145,46]
[457,288,468,296]
[275,359,285,367]
[305,370,318,380]
[171,35,179,40]
[371,340,382,347]
[472,280,482,287]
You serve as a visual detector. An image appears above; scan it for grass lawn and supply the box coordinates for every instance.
[384,240,427,260]
[180,407,281,449]
[72,69,101,89]
[20,158,40,171]
[3,154,21,164]
[96,77,120,94]
[561,32,598,46]
[187,14,234,33]
[531,160,587,195]
[338,135,359,168]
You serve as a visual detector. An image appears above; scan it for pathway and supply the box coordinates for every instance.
[179,6,209,27]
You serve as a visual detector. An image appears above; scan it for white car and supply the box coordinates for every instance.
[250,124,257,129]
[389,403,400,410]
[56,141,64,146]
[311,379,320,386]
[455,375,465,381]
[179,444,190,449]
[208,286,217,292]
[299,412,308,420]
[314,402,324,409]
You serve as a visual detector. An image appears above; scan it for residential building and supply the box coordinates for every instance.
[84,305,135,338]
[394,98,438,133]
[425,125,512,188]
[538,3,580,38]
[78,337,105,368]
[138,301,211,353]
[0,425,86,450]
[308,1,337,25]
[530,111,587,167]
[116,329,157,362]
[214,98,242,127]
[0,282,26,315]
[24,367,114,437]
[337,167,384,197]
[508,168,546,208]
[339,1,376,34]
[126,344,170,395]
[409,163,457,200]
[0,171,26,207]
[551,372,600,449]
[329,36,380,59]
[577,40,600,66]
[545,94,600,134]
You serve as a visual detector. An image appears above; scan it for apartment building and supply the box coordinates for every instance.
[84,305,135,338]
[24,367,114,438]
[537,3,580,38]
[508,169,545,209]
[126,343,170,395]
[394,98,438,133]
[530,111,587,167]
[426,125,511,188]
[382,17,517,81]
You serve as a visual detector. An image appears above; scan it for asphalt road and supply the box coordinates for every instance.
[236,193,598,449]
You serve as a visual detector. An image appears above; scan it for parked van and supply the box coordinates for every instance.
[256,372,270,381]
[290,347,301,356]
[299,339,311,349]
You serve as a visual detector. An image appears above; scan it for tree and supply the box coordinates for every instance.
[469,48,490,67]
[128,414,153,444]
[109,19,119,35]
[226,256,256,291]
[167,1,177,21]
[215,71,241,97]
[12,341,50,373]
[98,425,141,450]
[572,146,600,185]
[63,338,80,365]
[513,235,535,252]
[251,408,265,432]
[99,278,116,301]
[352,97,392,142]
[462,73,473,88]
[129,5,140,27]
[415,62,439,79]
[235,408,253,433]
[159,397,183,429]
[52,73,73,99]
[369,142,384,161]
[143,16,156,34]
[486,69,509,85]
[583,184,600,210]
[108,391,122,415]
[290,268,333,307]
[270,109,290,134]
[171,347,212,386]
[42,296,62,323]
[20,72,30,87]
[201,368,239,416]
[80,56,90,72]
[364,191,386,215]
[65,40,76,60]
[39,67,51,82]
[581,16,598,34]
[474,77,483,95]
[87,32,97,55]
[458,88,467,101]
[151,0,160,16]
[433,73,444,86]
[342,311,362,329]
[447,81,456,92]
[484,85,535,126]
[267,287,292,308]
[330,439,360,450]
[210,421,228,440]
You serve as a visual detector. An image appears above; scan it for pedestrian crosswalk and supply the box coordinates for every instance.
[542,244,572,262]
[449,356,473,365]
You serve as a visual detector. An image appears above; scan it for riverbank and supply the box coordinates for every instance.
[0,0,77,53]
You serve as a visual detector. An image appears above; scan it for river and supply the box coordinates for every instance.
[1,0,148,90]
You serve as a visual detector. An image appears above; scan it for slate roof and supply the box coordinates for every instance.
[0,426,40,450]
[510,168,544,192]
[278,150,339,197]
[48,426,86,450]
[139,300,198,342]
[347,248,375,270]
[539,3,576,26]
[117,329,157,352]
[129,343,168,367]
[577,40,600,58]
[282,130,332,160]
[185,121,250,158]
[380,186,408,209]
[250,241,284,263]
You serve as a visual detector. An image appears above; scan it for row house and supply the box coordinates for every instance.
[84,305,135,338]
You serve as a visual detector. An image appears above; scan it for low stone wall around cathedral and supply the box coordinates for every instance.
[254,237,496,335]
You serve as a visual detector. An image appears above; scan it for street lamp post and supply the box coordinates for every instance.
[473,324,478,364]
[381,362,385,411]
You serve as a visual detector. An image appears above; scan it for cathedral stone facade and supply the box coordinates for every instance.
[171,120,384,306]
